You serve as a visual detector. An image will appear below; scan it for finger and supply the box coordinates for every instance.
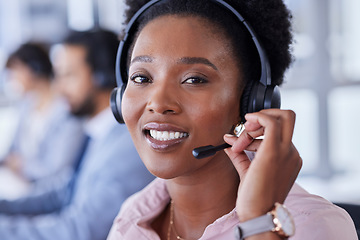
[243,120,262,132]
[224,132,255,155]
[245,112,280,148]
[229,125,264,153]
[244,139,262,152]
[276,109,296,143]
[253,109,296,144]
[224,148,251,179]
[223,133,237,146]
[230,133,262,153]
[244,127,264,139]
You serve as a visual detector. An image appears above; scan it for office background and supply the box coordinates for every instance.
[0,0,359,203]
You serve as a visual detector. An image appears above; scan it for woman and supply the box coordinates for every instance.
[3,43,84,182]
[108,0,357,239]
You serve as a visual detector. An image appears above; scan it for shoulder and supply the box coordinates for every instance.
[119,178,168,218]
[47,97,83,129]
[49,97,73,119]
[100,124,143,166]
[96,124,134,153]
[110,178,169,234]
[285,183,357,239]
[107,179,168,239]
[105,124,133,144]
[89,124,143,171]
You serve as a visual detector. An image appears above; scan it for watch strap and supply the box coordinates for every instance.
[235,213,274,240]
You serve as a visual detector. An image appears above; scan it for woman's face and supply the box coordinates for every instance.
[7,62,37,94]
[122,15,243,179]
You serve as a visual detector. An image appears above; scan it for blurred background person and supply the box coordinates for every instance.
[0,42,84,186]
[0,28,154,240]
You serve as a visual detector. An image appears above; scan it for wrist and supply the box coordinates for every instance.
[237,206,271,222]
[235,202,295,240]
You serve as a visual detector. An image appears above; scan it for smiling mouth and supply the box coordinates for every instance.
[148,129,189,141]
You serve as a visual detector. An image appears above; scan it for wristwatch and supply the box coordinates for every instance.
[235,202,295,239]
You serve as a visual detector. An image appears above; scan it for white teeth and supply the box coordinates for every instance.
[149,130,188,141]
[170,132,175,139]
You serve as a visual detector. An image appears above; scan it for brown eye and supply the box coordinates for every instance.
[130,74,151,84]
[183,77,208,84]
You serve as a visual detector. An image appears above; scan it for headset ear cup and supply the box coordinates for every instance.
[264,85,281,109]
[241,80,282,122]
[240,80,255,122]
[110,85,126,124]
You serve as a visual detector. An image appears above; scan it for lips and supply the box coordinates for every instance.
[143,122,189,150]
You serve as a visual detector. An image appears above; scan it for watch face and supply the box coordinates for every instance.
[274,203,295,237]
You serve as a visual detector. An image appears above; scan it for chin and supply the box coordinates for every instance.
[143,160,174,179]
[140,155,183,180]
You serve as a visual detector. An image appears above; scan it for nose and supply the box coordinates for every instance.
[146,81,181,115]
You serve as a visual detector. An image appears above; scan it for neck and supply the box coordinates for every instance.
[166,152,239,239]
[33,80,54,111]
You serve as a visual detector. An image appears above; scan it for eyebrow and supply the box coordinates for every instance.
[177,57,218,71]
[130,55,153,65]
[130,55,218,71]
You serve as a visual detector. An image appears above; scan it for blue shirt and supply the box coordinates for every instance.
[3,94,84,181]
[0,108,155,240]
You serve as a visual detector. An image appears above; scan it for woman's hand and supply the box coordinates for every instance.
[223,109,302,221]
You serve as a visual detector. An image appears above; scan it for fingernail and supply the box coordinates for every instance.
[244,113,255,120]
[224,134,236,138]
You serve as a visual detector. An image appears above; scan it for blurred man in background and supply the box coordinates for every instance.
[0,28,154,240]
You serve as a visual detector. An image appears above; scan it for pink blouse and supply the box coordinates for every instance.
[107,178,357,240]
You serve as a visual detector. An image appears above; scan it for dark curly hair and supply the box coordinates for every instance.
[6,42,53,80]
[122,0,293,87]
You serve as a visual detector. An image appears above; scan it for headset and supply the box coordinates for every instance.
[110,0,281,124]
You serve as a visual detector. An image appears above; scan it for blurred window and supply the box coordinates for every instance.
[330,0,360,82]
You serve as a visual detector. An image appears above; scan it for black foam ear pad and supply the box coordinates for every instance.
[249,82,267,114]
[240,81,281,123]
[240,80,254,123]
[110,85,126,123]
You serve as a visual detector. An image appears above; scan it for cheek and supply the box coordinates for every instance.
[63,80,80,99]
[76,71,93,90]
[192,105,236,140]
[16,74,33,90]
[190,89,240,131]
[62,76,92,104]
[176,92,239,151]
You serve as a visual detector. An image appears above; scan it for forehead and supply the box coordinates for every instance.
[7,60,32,72]
[132,15,232,63]
[53,45,87,69]
[57,45,85,60]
